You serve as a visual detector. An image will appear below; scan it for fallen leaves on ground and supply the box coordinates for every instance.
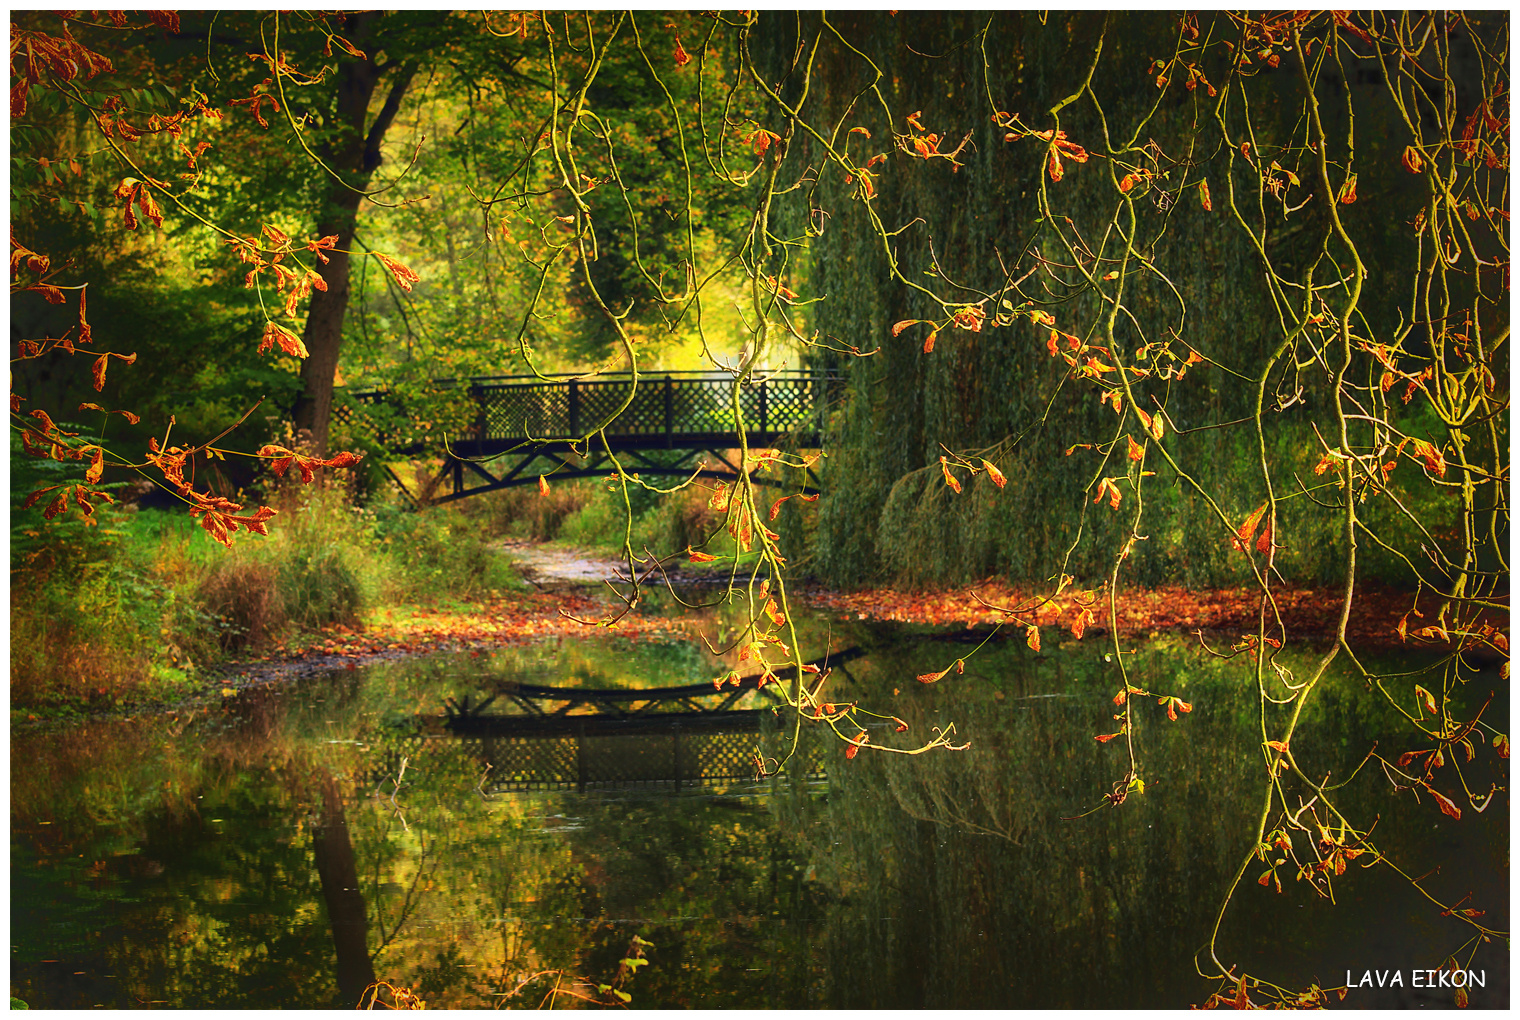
[244,578,1472,675]
[248,590,697,667]
[798,581,1435,649]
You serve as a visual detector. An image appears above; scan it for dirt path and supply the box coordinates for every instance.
[496,538,634,588]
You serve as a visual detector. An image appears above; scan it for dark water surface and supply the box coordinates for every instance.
[11,616,1509,1008]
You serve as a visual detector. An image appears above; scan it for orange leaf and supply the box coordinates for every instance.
[1337,173,1358,204]
[844,731,868,759]
[707,482,730,512]
[981,459,1006,488]
[1414,684,1437,715]
[940,457,962,494]
[1401,145,1425,173]
[923,331,937,354]
[1410,437,1446,477]
[84,445,104,484]
[673,35,691,66]
[1199,177,1213,211]
[891,319,919,337]
[258,321,308,359]
[1233,500,1269,551]
[1094,731,1122,743]
[1047,149,1063,182]
[373,252,420,292]
[538,475,550,496]
[1126,434,1144,461]
[1425,784,1462,820]
[1113,689,1128,706]
[1493,734,1509,758]
[687,548,717,563]
[1025,625,1040,653]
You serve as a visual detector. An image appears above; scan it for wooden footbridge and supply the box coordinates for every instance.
[365,648,864,794]
[334,370,840,505]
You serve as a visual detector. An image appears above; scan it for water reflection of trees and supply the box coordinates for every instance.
[10,637,1506,1008]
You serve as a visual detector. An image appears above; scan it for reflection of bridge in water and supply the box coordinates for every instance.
[335,370,841,505]
[372,650,864,794]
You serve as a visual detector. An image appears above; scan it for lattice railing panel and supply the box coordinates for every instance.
[343,372,836,450]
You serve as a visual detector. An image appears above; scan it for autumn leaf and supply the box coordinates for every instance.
[707,482,730,512]
[1410,437,1446,477]
[1424,784,1462,820]
[89,350,136,391]
[1493,734,1509,758]
[258,321,308,359]
[1113,688,1128,706]
[1414,684,1437,715]
[1127,434,1144,461]
[890,319,920,337]
[687,548,717,563]
[1401,145,1425,173]
[84,445,104,484]
[537,475,550,497]
[923,331,937,354]
[1199,177,1213,211]
[1093,477,1122,510]
[1094,731,1122,743]
[893,717,908,733]
[1025,624,1040,652]
[1233,500,1269,551]
[917,666,950,684]
[373,252,420,292]
[1395,750,1423,768]
[940,456,962,494]
[1047,149,1064,182]
[1119,173,1138,193]
[672,33,691,66]
[1337,173,1358,204]
[981,459,1006,488]
[845,732,868,759]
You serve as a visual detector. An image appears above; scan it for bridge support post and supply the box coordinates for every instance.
[568,380,580,438]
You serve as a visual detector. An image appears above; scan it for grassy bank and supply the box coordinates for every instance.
[8,467,735,716]
[10,484,528,715]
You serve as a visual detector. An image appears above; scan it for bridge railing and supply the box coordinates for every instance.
[335,370,841,452]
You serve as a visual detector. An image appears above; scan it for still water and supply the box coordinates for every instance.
[11,616,1509,1008]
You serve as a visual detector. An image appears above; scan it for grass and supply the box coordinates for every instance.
[10,479,533,714]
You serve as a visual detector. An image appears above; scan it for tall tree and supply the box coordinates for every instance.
[284,13,419,456]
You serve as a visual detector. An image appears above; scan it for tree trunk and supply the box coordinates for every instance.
[291,13,416,456]
[312,770,377,1007]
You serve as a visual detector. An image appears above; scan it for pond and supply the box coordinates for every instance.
[10,608,1509,1008]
